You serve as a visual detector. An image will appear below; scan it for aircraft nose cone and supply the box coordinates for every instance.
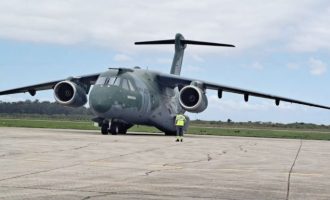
[91,101,110,113]
[89,88,112,114]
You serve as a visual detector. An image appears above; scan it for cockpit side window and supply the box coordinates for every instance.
[113,77,121,86]
[108,77,116,85]
[104,78,110,85]
[96,77,106,85]
[128,80,136,92]
[122,79,130,90]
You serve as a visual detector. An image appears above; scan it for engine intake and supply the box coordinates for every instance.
[179,85,208,113]
[54,81,87,107]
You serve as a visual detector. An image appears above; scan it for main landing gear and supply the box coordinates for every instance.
[101,123,110,135]
[100,119,131,135]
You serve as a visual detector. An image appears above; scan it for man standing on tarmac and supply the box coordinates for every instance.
[175,113,186,142]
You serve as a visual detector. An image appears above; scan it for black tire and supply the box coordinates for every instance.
[119,127,127,134]
[101,123,109,135]
[109,124,119,135]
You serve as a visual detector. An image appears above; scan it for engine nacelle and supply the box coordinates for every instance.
[179,85,208,113]
[54,81,87,107]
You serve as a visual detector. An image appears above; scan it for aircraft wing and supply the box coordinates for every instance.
[0,73,100,96]
[157,73,330,110]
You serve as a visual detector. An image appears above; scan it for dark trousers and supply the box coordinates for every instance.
[176,126,183,137]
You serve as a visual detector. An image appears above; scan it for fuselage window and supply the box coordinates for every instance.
[128,80,136,92]
[113,77,121,86]
[104,78,110,85]
[122,78,130,90]
[96,77,106,85]
[108,77,116,85]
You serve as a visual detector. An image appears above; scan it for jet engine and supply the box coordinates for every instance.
[179,85,208,113]
[54,81,87,107]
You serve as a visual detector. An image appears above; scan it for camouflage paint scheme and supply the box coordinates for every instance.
[89,68,184,133]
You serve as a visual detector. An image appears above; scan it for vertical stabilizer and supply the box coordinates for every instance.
[170,33,186,75]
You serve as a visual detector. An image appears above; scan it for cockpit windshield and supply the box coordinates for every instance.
[96,76,136,92]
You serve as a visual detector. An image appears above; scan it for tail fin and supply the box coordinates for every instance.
[135,33,235,76]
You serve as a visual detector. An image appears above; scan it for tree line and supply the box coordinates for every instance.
[0,100,92,116]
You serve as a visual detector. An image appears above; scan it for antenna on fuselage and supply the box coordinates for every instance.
[134,33,235,76]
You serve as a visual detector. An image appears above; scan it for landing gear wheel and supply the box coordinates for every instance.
[101,123,109,135]
[109,124,119,135]
[109,123,128,135]
[119,127,127,134]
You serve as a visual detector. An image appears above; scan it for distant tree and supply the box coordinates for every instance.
[0,100,92,116]
[227,118,232,123]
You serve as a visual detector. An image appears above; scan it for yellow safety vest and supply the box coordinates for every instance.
[175,114,186,127]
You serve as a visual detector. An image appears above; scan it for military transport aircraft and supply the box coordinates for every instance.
[1,33,329,135]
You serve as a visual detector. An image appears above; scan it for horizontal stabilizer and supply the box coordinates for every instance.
[135,39,235,47]
[182,40,235,47]
[135,33,235,76]
[135,40,175,45]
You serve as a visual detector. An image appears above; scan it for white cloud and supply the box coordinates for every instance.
[191,55,204,62]
[289,7,330,52]
[246,62,264,70]
[113,54,132,62]
[309,57,327,75]
[287,62,300,70]
[0,0,328,53]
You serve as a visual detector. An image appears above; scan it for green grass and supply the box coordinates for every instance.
[189,126,330,140]
[1,118,330,141]
[0,118,98,130]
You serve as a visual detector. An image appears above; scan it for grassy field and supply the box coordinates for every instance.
[1,118,330,141]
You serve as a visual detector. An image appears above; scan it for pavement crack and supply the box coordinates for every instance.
[119,147,160,157]
[0,185,216,199]
[0,143,96,159]
[94,144,177,162]
[163,159,205,167]
[145,170,158,176]
[34,143,94,154]
[0,163,80,182]
[285,139,303,200]
[207,153,212,161]
[145,154,212,176]
[0,152,23,159]
[73,144,91,150]
[81,193,114,200]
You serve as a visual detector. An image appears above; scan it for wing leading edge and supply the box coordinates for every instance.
[157,73,330,110]
[0,73,100,96]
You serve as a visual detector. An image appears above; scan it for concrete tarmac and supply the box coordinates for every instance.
[0,127,330,200]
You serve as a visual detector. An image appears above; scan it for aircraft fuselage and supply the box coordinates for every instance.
[89,68,183,133]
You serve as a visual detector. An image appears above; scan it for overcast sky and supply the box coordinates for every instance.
[0,0,329,124]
